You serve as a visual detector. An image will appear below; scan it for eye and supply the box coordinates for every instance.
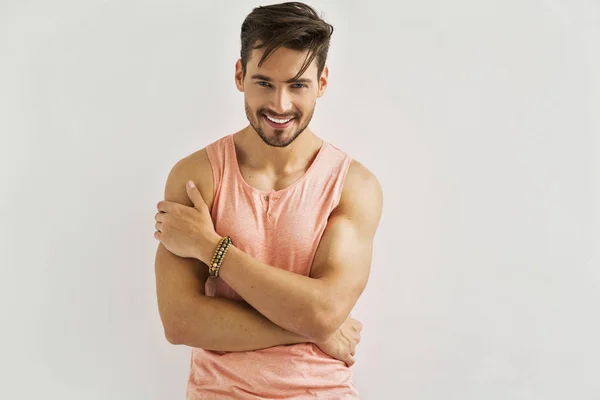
[257,81,272,88]
[291,83,308,89]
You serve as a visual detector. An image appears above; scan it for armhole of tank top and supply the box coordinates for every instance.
[204,142,221,211]
[329,154,353,214]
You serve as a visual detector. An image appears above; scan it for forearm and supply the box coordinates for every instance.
[175,294,314,352]
[210,244,331,341]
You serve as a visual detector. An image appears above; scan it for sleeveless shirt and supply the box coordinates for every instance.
[186,133,359,399]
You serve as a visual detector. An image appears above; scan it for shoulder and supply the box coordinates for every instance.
[335,158,383,234]
[326,142,382,200]
[341,159,383,209]
[164,147,215,211]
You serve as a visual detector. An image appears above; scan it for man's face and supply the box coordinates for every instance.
[235,46,328,147]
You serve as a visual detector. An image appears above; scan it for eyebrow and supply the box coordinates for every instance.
[250,74,313,84]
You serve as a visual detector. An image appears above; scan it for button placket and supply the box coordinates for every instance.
[263,193,271,215]
[264,193,279,220]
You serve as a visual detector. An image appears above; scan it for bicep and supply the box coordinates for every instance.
[309,161,383,330]
[309,211,374,313]
[154,152,213,338]
[155,243,209,337]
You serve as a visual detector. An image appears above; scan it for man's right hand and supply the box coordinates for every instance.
[313,315,362,367]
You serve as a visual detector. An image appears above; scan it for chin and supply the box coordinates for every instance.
[260,129,300,148]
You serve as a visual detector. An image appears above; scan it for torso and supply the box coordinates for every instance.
[184,133,368,399]
[184,134,362,217]
[232,133,326,193]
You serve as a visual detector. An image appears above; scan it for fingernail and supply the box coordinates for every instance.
[187,180,195,188]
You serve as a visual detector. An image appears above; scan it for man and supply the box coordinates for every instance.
[154,2,383,398]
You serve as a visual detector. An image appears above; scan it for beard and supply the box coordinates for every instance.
[244,100,315,148]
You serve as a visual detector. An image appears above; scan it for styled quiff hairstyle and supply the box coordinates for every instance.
[240,2,334,81]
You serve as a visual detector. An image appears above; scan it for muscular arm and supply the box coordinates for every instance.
[212,160,383,342]
[156,245,312,351]
[155,151,312,351]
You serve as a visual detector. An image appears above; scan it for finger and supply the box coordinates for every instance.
[157,201,173,213]
[155,222,162,231]
[345,355,355,367]
[154,231,161,239]
[186,180,206,211]
[155,212,164,222]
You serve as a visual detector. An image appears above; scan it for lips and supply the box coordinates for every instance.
[262,114,295,128]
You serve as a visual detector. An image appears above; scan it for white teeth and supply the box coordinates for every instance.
[265,115,292,124]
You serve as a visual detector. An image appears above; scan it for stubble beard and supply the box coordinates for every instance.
[244,100,315,148]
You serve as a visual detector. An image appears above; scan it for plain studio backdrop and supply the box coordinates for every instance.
[1,1,598,399]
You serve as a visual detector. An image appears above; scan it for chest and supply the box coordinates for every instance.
[238,165,307,193]
[212,185,331,269]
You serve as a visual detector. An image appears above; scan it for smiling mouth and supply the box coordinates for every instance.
[262,114,295,128]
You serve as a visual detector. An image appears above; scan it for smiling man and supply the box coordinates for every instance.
[154,2,383,399]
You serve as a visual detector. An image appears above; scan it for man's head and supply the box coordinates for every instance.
[234,2,333,147]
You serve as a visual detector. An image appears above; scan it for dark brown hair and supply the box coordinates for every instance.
[240,2,334,81]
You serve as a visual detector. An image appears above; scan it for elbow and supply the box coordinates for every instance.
[158,304,187,344]
[161,313,190,345]
[160,296,210,347]
[164,325,184,345]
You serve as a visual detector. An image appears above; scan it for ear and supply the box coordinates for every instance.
[235,59,245,93]
[317,65,329,98]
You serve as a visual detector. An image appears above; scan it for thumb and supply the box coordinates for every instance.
[186,180,204,210]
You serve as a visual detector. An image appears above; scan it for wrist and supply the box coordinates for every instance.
[199,234,222,265]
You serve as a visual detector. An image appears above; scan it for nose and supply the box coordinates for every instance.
[269,87,293,115]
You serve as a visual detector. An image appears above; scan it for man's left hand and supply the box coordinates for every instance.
[154,180,220,261]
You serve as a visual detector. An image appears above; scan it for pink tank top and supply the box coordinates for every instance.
[186,133,359,399]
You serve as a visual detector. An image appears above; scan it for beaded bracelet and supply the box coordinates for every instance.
[209,236,232,278]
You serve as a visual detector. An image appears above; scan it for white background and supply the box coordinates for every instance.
[1,1,598,399]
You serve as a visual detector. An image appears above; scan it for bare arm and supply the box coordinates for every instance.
[154,151,312,351]
[213,160,384,341]
[155,244,311,350]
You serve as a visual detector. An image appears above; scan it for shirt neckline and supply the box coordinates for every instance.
[228,133,328,197]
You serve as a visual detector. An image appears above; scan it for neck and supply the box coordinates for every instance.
[234,126,323,174]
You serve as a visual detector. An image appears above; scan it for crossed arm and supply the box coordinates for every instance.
[155,153,383,350]
[213,163,383,341]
